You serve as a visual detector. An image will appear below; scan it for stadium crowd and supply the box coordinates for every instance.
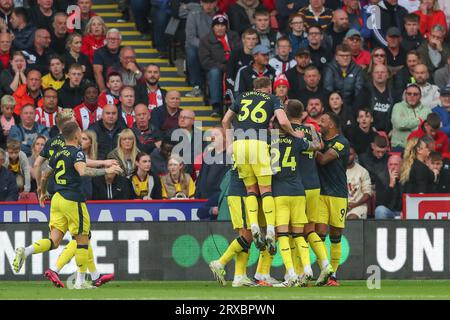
[0,0,449,220]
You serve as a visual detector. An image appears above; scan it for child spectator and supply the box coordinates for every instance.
[98,72,122,108]
[408,112,449,155]
[4,138,31,195]
[161,154,196,199]
[41,55,67,90]
[428,151,448,192]
[130,152,162,200]
[0,95,18,144]
[273,74,289,104]
[346,108,378,155]
[269,37,297,76]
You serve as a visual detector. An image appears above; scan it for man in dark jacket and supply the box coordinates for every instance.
[91,172,133,200]
[0,148,19,201]
[10,7,36,51]
[199,13,240,117]
[151,90,183,136]
[358,134,390,189]
[373,0,408,48]
[89,104,127,160]
[135,64,167,111]
[286,47,310,99]
[234,44,276,94]
[324,9,350,53]
[228,0,265,35]
[323,43,364,113]
[132,103,162,155]
[57,64,85,109]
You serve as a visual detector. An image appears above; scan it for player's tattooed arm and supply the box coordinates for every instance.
[83,167,107,176]
[307,126,323,151]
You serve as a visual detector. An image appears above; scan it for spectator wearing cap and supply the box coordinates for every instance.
[273,74,290,104]
[269,36,297,76]
[323,43,364,113]
[376,0,408,48]
[57,64,86,109]
[135,64,167,111]
[185,0,218,98]
[73,83,103,130]
[298,0,333,30]
[93,28,123,92]
[385,27,407,76]
[285,47,310,99]
[10,7,36,51]
[432,85,450,142]
[307,25,332,71]
[345,29,371,69]
[433,52,450,89]
[296,65,326,108]
[408,113,449,154]
[199,13,240,117]
[325,9,350,53]
[226,28,259,91]
[234,44,276,94]
[228,0,265,35]
[417,24,450,73]
[391,83,431,151]
[412,63,440,109]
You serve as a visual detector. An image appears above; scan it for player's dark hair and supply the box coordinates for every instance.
[286,99,304,118]
[253,77,272,90]
[325,111,341,132]
[373,134,388,148]
[430,151,442,162]
[61,121,80,141]
[426,113,441,129]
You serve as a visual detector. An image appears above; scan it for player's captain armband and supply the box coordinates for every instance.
[332,141,345,152]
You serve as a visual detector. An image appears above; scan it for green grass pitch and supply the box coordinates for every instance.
[1,280,450,300]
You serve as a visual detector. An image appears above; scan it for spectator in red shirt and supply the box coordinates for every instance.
[413,0,448,39]
[345,29,370,69]
[0,32,11,70]
[98,72,123,108]
[408,112,449,154]
[35,87,62,129]
[81,16,107,63]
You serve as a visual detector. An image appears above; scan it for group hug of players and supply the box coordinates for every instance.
[210,76,350,288]
[11,110,121,289]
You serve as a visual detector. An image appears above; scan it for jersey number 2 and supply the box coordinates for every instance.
[55,160,67,185]
[238,99,268,123]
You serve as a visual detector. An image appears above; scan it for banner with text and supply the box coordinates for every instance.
[0,200,206,223]
[403,194,450,219]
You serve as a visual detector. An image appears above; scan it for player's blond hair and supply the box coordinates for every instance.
[56,109,75,130]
